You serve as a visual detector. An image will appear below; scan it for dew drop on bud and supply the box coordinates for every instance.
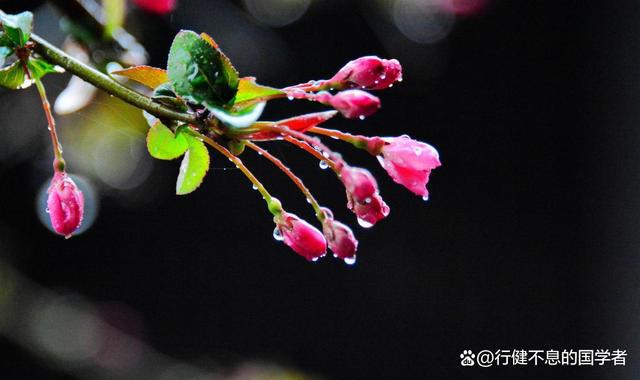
[273,227,284,241]
[252,184,258,190]
[380,74,387,80]
[359,115,366,120]
[319,160,329,170]
[422,195,429,202]
[311,257,319,262]
[344,256,357,265]
[364,197,372,204]
[357,217,374,228]
[287,95,294,101]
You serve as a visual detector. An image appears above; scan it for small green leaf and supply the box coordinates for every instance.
[0,11,33,47]
[233,77,284,108]
[167,30,238,107]
[27,57,61,80]
[0,61,27,89]
[147,121,189,160]
[176,133,210,195]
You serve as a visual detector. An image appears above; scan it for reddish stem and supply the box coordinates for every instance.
[246,141,326,221]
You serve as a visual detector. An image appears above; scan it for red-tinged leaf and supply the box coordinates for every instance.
[200,32,239,94]
[245,110,338,140]
[111,65,168,88]
[199,32,219,49]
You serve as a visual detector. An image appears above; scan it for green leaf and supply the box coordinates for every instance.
[208,101,266,129]
[201,32,239,93]
[0,61,27,89]
[233,77,284,108]
[175,133,210,195]
[0,32,12,48]
[146,121,189,160]
[27,57,61,80]
[0,11,33,47]
[167,30,238,107]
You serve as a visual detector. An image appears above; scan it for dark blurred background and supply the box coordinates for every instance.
[0,0,639,379]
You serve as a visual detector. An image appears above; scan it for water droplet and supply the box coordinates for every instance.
[258,151,263,155]
[357,217,373,228]
[374,80,379,85]
[319,160,329,169]
[422,195,429,202]
[306,198,311,204]
[273,227,284,241]
[380,74,387,80]
[322,151,330,158]
[344,256,357,265]
[388,84,394,88]
[252,184,258,190]
[364,197,372,204]
[359,115,365,120]
[287,95,294,101]
[311,257,319,262]
[45,208,50,214]
[398,78,403,82]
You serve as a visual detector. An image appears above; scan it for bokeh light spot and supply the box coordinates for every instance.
[393,0,455,44]
[242,0,312,27]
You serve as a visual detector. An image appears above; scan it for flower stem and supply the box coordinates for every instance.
[282,136,338,172]
[309,127,386,154]
[245,141,326,222]
[309,127,358,144]
[33,76,65,171]
[30,33,197,125]
[194,132,279,212]
[262,125,345,171]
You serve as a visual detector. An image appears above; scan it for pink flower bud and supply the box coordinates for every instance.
[322,217,358,262]
[134,0,177,15]
[340,166,390,226]
[47,172,84,238]
[329,90,381,119]
[378,136,441,198]
[330,56,403,90]
[274,212,327,261]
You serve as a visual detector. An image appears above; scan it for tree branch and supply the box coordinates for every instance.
[30,33,197,125]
